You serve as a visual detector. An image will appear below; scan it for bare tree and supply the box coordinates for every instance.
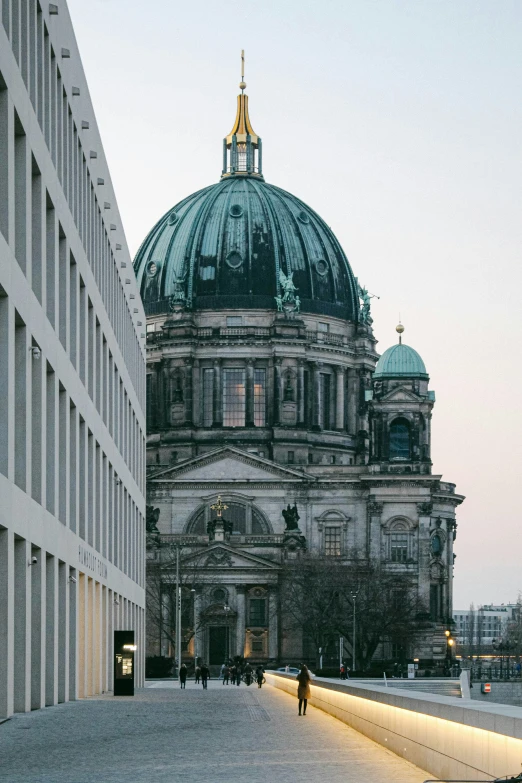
[466,603,476,655]
[279,552,428,671]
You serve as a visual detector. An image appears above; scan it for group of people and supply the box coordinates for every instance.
[339,663,351,680]
[179,663,211,689]
[220,662,265,687]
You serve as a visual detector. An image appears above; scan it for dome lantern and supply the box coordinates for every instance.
[221,51,263,180]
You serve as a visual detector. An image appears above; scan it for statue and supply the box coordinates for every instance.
[279,270,298,303]
[146,506,161,548]
[294,295,301,313]
[169,274,187,311]
[282,503,300,531]
[357,281,379,326]
[274,295,283,312]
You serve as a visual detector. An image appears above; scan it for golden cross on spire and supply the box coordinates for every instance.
[211,495,228,518]
[240,49,246,92]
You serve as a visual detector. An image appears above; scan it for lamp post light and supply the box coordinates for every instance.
[174,544,182,680]
[351,589,359,674]
[445,629,454,672]
[191,587,197,672]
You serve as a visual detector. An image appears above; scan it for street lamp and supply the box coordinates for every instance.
[445,629,454,671]
[191,587,197,672]
[351,589,359,674]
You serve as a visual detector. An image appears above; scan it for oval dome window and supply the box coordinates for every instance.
[168,211,178,225]
[315,259,328,276]
[147,261,158,277]
[226,251,243,269]
[297,211,310,224]
[229,204,244,218]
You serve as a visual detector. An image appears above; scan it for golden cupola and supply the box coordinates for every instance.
[221,51,263,180]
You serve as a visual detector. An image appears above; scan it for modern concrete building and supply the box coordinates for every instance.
[454,604,520,647]
[0,1,146,718]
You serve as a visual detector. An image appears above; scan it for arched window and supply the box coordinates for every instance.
[389,417,411,460]
[186,500,271,535]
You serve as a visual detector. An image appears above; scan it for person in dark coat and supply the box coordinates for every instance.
[256,665,265,688]
[194,665,201,684]
[200,663,210,689]
[229,664,236,685]
[179,663,187,689]
[222,665,230,685]
[235,663,242,686]
[296,663,311,716]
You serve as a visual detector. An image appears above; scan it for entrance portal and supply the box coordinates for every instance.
[209,626,229,665]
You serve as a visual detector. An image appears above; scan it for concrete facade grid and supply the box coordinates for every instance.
[0,0,146,719]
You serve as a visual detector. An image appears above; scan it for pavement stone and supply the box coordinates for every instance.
[0,679,430,783]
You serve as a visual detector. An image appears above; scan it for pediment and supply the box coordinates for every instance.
[181,543,280,571]
[149,447,310,483]
[380,386,421,403]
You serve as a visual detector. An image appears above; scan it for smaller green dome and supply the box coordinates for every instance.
[374,343,428,379]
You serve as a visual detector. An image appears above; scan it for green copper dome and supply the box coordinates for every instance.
[374,343,428,379]
[133,84,360,322]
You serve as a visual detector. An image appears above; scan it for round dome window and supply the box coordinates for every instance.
[229,204,244,218]
[315,259,328,276]
[297,211,310,224]
[168,211,178,225]
[147,261,158,277]
[226,250,243,269]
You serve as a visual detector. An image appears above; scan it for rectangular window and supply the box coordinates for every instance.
[223,369,245,427]
[390,532,409,562]
[249,598,266,627]
[202,368,213,427]
[318,322,329,333]
[320,373,331,430]
[254,368,266,426]
[287,451,294,464]
[324,527,341,556]
[226,316,243,327]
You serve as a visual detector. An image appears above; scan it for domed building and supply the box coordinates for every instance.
[139,75,463,671]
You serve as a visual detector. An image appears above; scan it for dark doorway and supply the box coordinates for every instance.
[209,626,228,665]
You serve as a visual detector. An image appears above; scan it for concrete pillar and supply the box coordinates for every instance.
[297,361,305,426]
[213,359,222,427]
[69,569,77,701]
[31,548,45,710]
[57,560,68,704]
[335,367,345,430]
[13,537,31,713]
[184,358,192,426]
[246,359,255,427]
[194,589,202,665]
[268,588,278,660]
[236,587,246,657]
[0,527,14,719]
[45,554,58,706]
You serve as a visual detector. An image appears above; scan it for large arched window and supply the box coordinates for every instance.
[186,499,271,535]
[389,417,411,460]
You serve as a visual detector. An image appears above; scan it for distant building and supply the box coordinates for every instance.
[137,73,464,668]
[0,1,146,719]
[453,605,519,646]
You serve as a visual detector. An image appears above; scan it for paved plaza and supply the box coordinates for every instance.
[0,680,430,783]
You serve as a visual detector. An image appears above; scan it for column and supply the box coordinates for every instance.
[13,538,31,713]
[31,548,46,710]
[69,569,77,701]
[184,358,193,426]
[335,366,345,430]
[347,368,357,436]
[57,561,68,704]
[312,362,321,430]
[0,528,14,719]
[273,359,282,425]
[192,359,200,427]
[235,587,246,657]
[213,359,222,427]
[297,361,305,426]
[246,360,255,427]
[268,587,278,660]
[193,589,202,665]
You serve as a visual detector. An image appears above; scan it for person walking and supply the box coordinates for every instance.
[222,664,230,685]
[296,663,311,716]
[194,665,201,684]
[229,664,236,685]
[236,663,242,686]
[340,663,346,680]
[200,663,210,689]
[179,663,187,689]
[244,662,253,686]
[256,665,265,689]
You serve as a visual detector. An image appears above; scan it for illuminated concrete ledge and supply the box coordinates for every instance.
[265,673,522,781]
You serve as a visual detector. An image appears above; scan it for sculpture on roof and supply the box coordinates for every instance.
[357,281,379,326]
[282,503,300,531]
[278,270,300,314]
